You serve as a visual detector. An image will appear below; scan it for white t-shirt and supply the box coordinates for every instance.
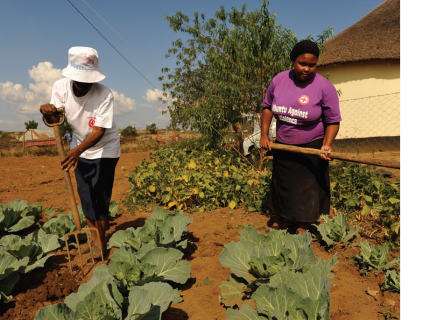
[50,78,121,159]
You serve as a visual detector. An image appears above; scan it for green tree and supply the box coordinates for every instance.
[160,1,333,149]
[121,125,138,137]
[25,120,38,130]
[148,123,157,134]
[59,119,72,136]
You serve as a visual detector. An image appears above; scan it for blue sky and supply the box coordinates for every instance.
[0,0,385,131]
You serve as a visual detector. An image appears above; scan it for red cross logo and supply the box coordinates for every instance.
[89,119,95,128]
[298,95,310,105]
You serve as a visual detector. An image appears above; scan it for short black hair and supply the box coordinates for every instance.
[290,40,320,62]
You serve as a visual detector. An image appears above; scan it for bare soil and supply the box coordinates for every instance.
[0,152,400,320]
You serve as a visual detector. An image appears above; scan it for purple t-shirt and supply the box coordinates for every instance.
[262,70,342,145]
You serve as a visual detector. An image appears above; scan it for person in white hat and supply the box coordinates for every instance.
[40,47,120,259]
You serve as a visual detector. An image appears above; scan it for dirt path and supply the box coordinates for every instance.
[0,152,400,320]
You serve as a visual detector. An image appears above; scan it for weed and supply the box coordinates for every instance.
[195,277,215,287]
[378,308,399,319]
[203,233,210,238]
[226,222,233,230]
[229,210,234,216]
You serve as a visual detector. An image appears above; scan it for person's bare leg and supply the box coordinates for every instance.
[94,219,108,254]
[85,216,99,244]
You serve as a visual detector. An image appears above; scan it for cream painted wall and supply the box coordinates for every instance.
[317,60,400,139]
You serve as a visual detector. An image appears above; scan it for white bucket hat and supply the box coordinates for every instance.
[62,47,106,83]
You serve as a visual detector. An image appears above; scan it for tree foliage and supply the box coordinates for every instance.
[59,119,72,136]
[148,123,157,134]
[24,120,38,130]
[121,125,138,137]
[160,1,333,147]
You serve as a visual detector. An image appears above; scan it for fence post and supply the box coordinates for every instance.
[30,130,34,147]
[23,131,25,151]
[166,126,169,145]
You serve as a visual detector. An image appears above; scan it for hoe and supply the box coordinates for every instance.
[43,107,104,273]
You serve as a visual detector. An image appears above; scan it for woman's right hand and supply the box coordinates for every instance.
[260,135,272,151]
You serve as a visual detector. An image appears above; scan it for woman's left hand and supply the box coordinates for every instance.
[61,147,82,171]
[320,145,333,161]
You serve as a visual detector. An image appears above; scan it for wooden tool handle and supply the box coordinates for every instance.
[53,124,82,231]
[269,143,400,169]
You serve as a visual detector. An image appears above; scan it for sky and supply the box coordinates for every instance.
[0,0,387,132]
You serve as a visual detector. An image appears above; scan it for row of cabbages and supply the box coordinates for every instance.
[0,199,119,304]
[34,206,193,319]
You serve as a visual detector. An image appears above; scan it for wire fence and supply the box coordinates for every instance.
[332,92,400,155]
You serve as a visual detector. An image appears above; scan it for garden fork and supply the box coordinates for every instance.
[43,107,104,273]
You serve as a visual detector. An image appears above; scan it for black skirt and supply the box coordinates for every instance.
[74,157,119,221]
[268,138,330,222]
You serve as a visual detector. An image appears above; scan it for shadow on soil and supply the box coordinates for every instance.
[110,217,147,232]
[183,231,199,262]
[162,305,190,320]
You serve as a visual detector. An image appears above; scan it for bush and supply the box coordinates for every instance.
[126,145,270,212]
[329,162,400,242]
[121,125,138,137]
[148,123,157,134]
[0,131,11,140]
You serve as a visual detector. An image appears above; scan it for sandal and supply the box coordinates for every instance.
[78,240,94,254]
[88,245,106,262]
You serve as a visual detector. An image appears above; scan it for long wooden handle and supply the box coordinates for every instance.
[53,125,82,231]
[270,143,400,169]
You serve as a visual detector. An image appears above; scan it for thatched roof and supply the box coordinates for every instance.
[317,0,400,67]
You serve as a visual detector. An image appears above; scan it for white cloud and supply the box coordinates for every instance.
[143,88,163,102]
[0,62,136,116]
[111,90,136,114]
[0,62,62,114]
[0,119,17,125]
[142,88,175,104]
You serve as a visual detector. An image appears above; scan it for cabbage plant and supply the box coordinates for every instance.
[108,206,193,252]
[41,206,88,250]
[0,200,43,235]
[0,229,60,274]
[355,241,399,273]
[313,213,361,246]
[220,226,338,320]
[0,253,28,304]
[381,270,400,293]
[35,278,177,320]
[95,245,191,293]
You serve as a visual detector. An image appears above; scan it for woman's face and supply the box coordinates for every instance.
[293,53,318,82]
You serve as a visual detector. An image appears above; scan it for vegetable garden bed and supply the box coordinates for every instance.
[0,152,400,319]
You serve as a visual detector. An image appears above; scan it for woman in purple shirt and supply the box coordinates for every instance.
[260,40,342,234]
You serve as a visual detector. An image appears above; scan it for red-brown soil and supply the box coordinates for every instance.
[0,152,400,320]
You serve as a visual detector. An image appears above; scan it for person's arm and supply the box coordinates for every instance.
[60,127,106,171]
[260,108,273,150]
[320,122,340,161]
[61,90,115,171]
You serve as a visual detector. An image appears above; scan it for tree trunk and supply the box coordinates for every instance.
[231,122,244,154]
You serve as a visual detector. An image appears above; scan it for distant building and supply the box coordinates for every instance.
[316,0,400,140]
[19,129,67,147]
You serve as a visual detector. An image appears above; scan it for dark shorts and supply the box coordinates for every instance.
[268,139,330,222]
[74,157,119,221]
